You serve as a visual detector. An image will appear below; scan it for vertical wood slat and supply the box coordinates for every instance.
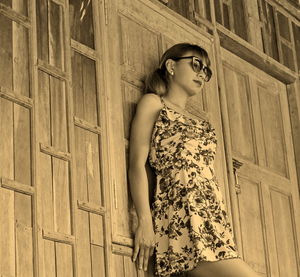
[52,158,71,234]
[50,76,68,152]
[37,71,54,232]
[93,0,113,274]
[56,243,74,277]
[91,245,105,277]
[74,126,89,201]
[0,188,15,276]
[12,18,30,97]
[0,97,15,276]
[86,132,102,206]
[89,213,104,246]
[44,240,56,276]
[36,0,49,62]
[16,222,34,276]
[77,209,92,276]
[0,14,13,90]
[14,105,31,185]
[48,0,64,70]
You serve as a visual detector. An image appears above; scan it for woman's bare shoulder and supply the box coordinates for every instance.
[136,93,163,116]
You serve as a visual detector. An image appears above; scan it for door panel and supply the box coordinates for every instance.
[222,48,300,277]
[223,64,257,163]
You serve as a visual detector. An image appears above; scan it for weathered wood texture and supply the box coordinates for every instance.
[222,48,300,277]
[0,0,299,277]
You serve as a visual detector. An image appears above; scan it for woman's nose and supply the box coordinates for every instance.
[197,70,206,79]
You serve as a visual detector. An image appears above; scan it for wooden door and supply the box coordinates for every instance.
[107,0,236,275]
[0,1,34,276]
[221,48,300,277]
[0,0,111,276]
[35,0,111,276]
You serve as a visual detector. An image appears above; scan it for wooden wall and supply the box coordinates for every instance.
[0,0,299,277]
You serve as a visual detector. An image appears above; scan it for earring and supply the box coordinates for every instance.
[170,71,174,76]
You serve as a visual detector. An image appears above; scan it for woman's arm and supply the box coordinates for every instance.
[128,93,162,271]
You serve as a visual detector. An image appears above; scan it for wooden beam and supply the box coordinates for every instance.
[217,24,297,84]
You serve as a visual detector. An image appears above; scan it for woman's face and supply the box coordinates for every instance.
[168,51,209,96]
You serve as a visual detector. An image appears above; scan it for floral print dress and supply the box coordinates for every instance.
[148,96,240,276]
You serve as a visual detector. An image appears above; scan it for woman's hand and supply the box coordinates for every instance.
[132,220,155,271]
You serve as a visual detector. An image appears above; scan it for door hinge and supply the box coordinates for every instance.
[233,158,243,194]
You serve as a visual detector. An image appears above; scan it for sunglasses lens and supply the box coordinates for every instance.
[204,67,212,81]
[192,59,203,73]
[193,58,212,81]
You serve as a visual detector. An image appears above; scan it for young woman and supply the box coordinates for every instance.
[128,43,259,277]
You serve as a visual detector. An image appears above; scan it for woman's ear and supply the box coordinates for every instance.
[165,59,175,75]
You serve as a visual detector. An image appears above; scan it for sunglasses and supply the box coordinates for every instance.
[172,56,212,82]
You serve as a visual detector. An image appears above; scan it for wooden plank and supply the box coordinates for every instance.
[257,87,288,177]
[112,253,125,276]
[0,3,30,27]
[38,70,51,144]
[42,229,75,245]
[50,76,68,152]
[38,59,67,80]
[43,240,56,276]
[52,158,71,234]
[218,25,297,84]
[0,96,15,275]
[56,243,73,277]
[222,63,256,163]
[14,104,31,185]
[1,177,34,195]
[74,126,88,201]
[91,245,105,277]
[36,0,49,62]
[49,0,64,69]
[16,223,34,276]
[124,255,138,277]
[0,188,15,276]
[11,0,28,16]
[14,192,32,227]
[89,213,104,246]
[77,200,105,215]
[0,14,13,90]
[82,54,98,125]
[12,20,30,97]
[37,70,55,231]
[113,234,134,248]
[71,39,98,61]
[86,131,102,205]
[76,209,92,276]
[237,176,268,274]
[0,86,33,107]
[112,243,133,257]
[74,116,101,134]
[40,143,71,161]
[270,189,299,277]
[71,51,85,119]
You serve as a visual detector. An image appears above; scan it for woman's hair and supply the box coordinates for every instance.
[144,43,211,95]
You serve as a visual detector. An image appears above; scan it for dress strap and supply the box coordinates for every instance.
[160,96,167,107]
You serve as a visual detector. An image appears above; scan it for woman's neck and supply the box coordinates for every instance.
[163,89,188,109]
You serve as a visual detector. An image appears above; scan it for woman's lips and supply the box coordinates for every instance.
[193,80,202,86]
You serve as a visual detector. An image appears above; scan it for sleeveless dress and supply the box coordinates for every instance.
[148,96,240,276]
